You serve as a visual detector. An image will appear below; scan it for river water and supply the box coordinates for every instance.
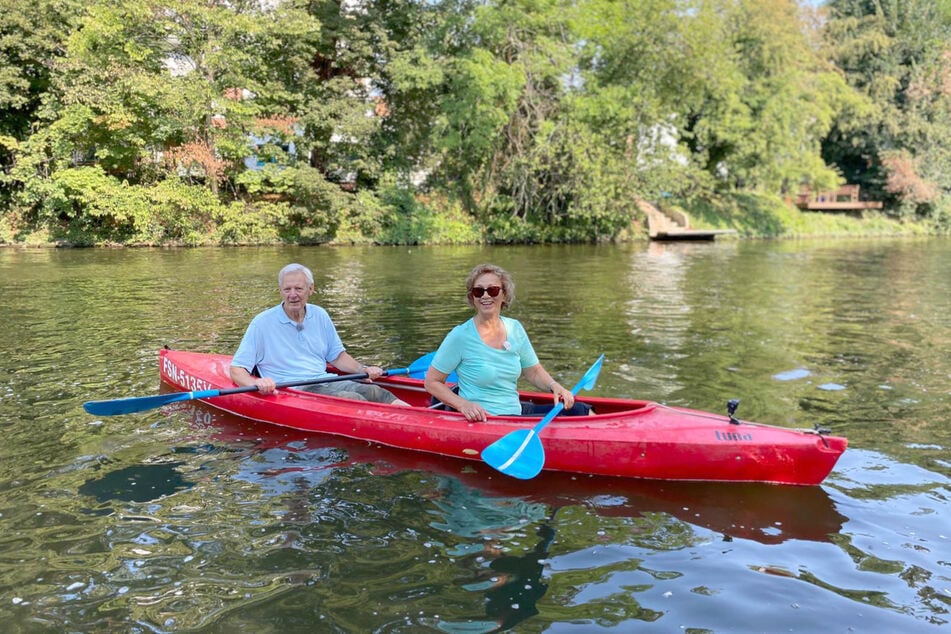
[0,240,948,632]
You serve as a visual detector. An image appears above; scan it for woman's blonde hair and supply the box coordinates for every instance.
[465,263,515,309]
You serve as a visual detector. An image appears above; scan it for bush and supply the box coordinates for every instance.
[47,166,149,244]
[139,180,227,245]
[377,188,483,244]
[213,201,289,244]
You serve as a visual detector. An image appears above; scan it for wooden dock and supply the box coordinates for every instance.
[795,185,882,212]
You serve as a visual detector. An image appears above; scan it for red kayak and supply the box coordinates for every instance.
[159,348,847,485]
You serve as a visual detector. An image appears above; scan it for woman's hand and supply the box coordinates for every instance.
[458,400,488,422]
[550,382,575,408]
[425,366,482,418]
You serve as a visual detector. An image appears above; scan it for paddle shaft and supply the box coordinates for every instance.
[83,367,411,416]
[221,368,406,397]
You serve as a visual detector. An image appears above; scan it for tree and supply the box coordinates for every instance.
[823,0,951,218]
[429,0,647,239]
[0,0,84,204]
[674,0,856,194]
[0,0,83,138]
[8,0,323,239]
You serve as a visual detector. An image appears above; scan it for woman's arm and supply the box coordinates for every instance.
[522,364,575,408]
[425,367,488,422]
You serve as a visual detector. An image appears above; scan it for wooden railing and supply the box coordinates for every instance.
[795,185,882,211]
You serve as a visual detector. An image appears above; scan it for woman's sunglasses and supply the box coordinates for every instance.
[471,285,502,298]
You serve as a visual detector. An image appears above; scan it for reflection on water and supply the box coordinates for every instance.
[78,460,192,504]
[193,403,848,545]
[437,519,555,633]
[0,241,949,632]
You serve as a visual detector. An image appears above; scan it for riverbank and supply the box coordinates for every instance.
[0,191,942,247]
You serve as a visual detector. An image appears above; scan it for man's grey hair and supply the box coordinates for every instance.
[279,263,314,286]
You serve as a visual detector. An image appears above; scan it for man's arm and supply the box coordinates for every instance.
[328,351,384,380]
[229,364,276,394]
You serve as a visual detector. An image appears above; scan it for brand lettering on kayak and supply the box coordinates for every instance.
[162,356,212,393]
[715,430,754,442]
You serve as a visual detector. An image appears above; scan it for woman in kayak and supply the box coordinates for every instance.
[425,263,592,422]
[230,263,408,405]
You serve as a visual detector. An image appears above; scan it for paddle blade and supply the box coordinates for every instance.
[83,391,204,416]
[404,351,458,382]
[578,354,605,392]
[406,352,436,379]
[480,428,545,480]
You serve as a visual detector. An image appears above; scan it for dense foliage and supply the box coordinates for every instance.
[0,0,949,246]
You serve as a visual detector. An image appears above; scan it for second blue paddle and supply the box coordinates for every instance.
[481,354,604,479]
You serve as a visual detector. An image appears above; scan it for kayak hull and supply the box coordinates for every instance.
[159,349,847,485]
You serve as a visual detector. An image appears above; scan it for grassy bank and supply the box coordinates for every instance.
[680,192,942,239]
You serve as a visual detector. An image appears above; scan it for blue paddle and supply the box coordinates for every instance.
[481,354,604,480]
[84,352,442,417]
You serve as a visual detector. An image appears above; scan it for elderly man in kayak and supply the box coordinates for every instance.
[230,263,408,405]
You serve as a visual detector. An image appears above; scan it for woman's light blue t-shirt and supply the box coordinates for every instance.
[431,316,539,415]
